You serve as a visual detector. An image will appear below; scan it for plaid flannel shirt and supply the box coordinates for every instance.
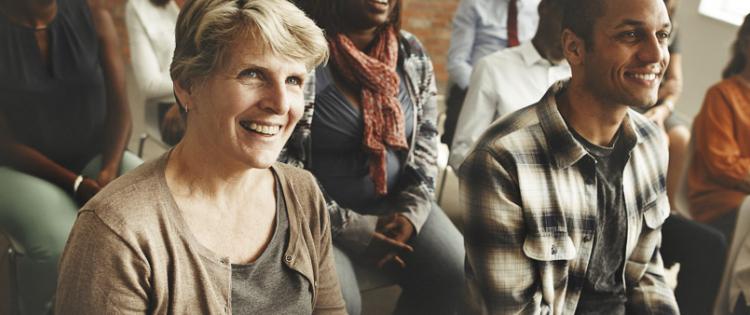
[460,81,679,315]
[278,30,439,253]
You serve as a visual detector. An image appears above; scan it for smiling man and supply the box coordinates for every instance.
[460,0,679,313]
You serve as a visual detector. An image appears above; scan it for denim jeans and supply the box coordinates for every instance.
[333,203,465,315]
[0,152,141,315]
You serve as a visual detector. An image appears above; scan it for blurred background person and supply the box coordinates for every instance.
[448,0,569,169]
[126,0,185,145]
[55,0,344,313]
[688,11,750,242]
[443,0,539,148]
[290,0,465,314]
[0,0,140,312]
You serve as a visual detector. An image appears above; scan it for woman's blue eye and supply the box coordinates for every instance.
[287,77,303,86]
[240,69,261,78]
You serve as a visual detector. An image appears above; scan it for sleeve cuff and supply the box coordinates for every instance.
[334,213,379,254]
[400,207,430,234]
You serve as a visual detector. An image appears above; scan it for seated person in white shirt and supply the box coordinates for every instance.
[443,0,539,148]
[449,0,570,169]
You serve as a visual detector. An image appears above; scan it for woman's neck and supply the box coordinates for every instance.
[166,141,270,203]
[344,27,378,51]
[0,0,57,29]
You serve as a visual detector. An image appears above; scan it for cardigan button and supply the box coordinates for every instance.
[550,245,558,255]
[285,255,293,262]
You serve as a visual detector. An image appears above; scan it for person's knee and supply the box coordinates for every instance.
[332,246,362,315]
[0,167,77,261]
[422,211,464,274]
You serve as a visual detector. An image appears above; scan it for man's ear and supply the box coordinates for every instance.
[561,29,585,66]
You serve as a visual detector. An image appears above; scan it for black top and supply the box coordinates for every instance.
[310,64,414,213]
[572,127,630,315]
[0,0,106,171]
[230,173,312,314]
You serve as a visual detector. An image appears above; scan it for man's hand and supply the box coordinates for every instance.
[363,214,416,269]
[75,177,101,204]
[160,103,186,145]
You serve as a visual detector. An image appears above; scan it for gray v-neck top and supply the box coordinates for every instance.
[230,173,312,314]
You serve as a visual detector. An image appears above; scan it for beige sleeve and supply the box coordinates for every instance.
[55,211,151,315]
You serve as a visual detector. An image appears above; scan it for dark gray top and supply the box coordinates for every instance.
[0,0,106,171]
[230,174,312,314]
[571,127,630,315]
[310,64,414,213]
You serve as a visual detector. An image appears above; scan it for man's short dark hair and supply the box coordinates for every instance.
[561,0,606,49]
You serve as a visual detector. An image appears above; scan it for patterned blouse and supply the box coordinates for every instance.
[278,30,439,253]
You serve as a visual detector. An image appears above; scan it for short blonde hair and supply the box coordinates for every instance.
[170,0,328,86]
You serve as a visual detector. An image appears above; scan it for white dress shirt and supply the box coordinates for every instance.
[449,41,571,169]
[446,0,540,89]
[126,0,179,105]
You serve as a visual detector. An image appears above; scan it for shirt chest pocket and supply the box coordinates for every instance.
[522,234,577,261]
[624,197,670,285]
[642,197,670,230]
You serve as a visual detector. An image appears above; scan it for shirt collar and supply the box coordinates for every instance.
[537,80,645,169]
[519,41,547,67]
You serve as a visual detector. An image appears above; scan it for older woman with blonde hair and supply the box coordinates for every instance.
[54,0,344,313]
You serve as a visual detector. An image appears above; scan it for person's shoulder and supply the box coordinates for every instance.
[399,30,428,57]
[81,158,170,235]
[474,47,525,75]
[472,103,544,156]
[272,163,328,228]
[272,163,320,201]
[708,77,741,96]
[627,108,667,146]
[484,45,525,63]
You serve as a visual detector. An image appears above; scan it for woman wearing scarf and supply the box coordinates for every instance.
[284,0,464,314]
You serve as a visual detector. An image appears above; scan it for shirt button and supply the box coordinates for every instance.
[285,255,293,262]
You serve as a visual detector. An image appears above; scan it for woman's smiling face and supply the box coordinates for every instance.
[176,39,308,170]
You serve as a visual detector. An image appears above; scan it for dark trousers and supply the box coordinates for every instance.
[441,84,467,149]
[707,209,739,243]
[661,214,728,315]
[736,294,750,315]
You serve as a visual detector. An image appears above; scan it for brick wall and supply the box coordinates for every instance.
[108,0,459,91]
[403,0,460,93]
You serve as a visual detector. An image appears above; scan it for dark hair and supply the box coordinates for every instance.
[561,0,605,49]
[723,13,750,78]
[293,0,401,36]
[150,0,171,7]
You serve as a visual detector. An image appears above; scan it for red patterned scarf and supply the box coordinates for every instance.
[329,27,408,196]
